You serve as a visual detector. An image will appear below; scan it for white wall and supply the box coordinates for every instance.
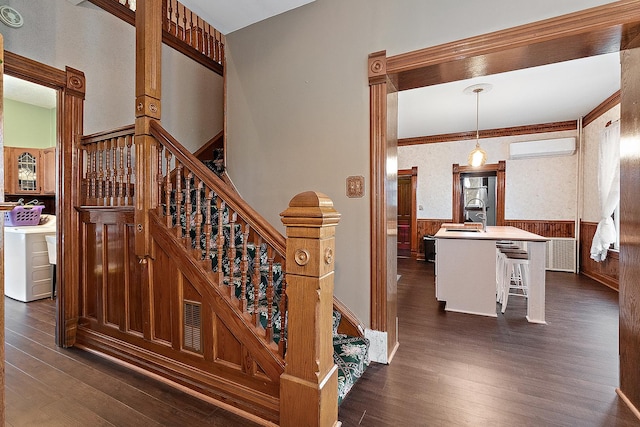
[225,0,616,326]
[3,0,223,147]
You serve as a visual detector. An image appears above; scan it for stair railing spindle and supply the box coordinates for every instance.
[117,136,125,205]
[125,135,133,205]
[184,172,193,248]
[88,143,96,203]
[163,150,173,227]
[228,209,237,297]
[97,141,104,205]
[278,273,287,356]
[252,237,262,327]
[266,247,274,342]
[174,163,183,235]
[216,198,225,286]
[194,179,203,252]
[204,190,213,269]
[240,223,249,312]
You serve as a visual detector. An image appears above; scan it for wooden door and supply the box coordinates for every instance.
[397,175,411,257]
[42,147,56,195]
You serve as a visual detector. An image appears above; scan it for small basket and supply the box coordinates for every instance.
[4,205,44,226]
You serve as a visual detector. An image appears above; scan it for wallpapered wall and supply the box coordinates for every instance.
[398,130,578,221]
[581,105,620,222]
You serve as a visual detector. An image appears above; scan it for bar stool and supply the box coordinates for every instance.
[495,242,519,301]
[500,251,529,313]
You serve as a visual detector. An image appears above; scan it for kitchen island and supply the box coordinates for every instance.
[434,226,548,323]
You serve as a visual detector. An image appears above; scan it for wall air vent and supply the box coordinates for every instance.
[509,137,576,160]
[545,238,577,273]
[183,301,202,353]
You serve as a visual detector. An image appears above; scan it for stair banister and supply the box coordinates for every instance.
[279,192,341,427]
[148,120,286,254]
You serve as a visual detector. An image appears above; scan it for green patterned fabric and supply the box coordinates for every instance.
[332,310,370,405]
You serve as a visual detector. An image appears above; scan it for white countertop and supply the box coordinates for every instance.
[434,225,548,242]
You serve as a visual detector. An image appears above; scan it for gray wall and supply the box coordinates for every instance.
[2,0,223,147]
[225,0,615,326]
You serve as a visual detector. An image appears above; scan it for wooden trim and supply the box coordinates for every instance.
[87,0,135,26]
[3,51,67,89]
[81,124,136,145]
[386,1,640,91]
[399,121,577,146]
[369,52,389,332]
[579,220,619,290]
[193,130,224,161]
[503,220,575,238]
[582,91,621,127]
[3,52,86,348]
[619,45,640,412]
[452,161,505,225]
[87,0,223,76]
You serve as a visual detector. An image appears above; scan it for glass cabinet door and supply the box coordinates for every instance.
[17,151,38,192]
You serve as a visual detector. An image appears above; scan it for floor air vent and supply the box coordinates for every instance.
[545,238,576,273]
[183,301,202,353]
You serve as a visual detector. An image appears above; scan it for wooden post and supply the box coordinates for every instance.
[134,0,162,258]
[279,192,341,427]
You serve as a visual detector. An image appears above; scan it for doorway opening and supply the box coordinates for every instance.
[398,167,417,259]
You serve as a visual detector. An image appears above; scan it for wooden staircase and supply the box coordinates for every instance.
[73,122,369,425]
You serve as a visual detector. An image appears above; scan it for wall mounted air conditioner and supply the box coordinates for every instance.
[509,137,576,160]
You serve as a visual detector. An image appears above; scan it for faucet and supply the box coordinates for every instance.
[465,197,487,232]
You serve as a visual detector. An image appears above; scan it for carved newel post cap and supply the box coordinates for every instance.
[280,191,341,227]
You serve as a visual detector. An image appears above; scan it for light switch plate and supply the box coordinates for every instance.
[346,176,365,198]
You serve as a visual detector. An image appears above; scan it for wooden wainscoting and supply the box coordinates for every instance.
[75,207,281,423]
[503,220,575,238]
[579,221,619,290]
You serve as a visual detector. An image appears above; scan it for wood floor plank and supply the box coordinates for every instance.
[4,259,638,426]
[338,259,639,427]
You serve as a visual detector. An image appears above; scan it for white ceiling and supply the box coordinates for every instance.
[179,0,315,35]
[398,52,621,139]
[4,75,57,109]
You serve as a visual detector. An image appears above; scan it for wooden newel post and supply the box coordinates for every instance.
[279,192,341,427]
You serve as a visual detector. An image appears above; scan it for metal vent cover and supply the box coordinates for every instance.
[183,301,202,353]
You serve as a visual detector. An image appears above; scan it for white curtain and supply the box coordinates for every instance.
[590,120,620,262]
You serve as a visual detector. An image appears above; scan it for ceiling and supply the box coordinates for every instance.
[4,75,57,109]
[179,0,315,35]
[397,52,621,139]
[4,1,622,138]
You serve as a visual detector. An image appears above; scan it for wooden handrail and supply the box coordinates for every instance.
[81,124,136,145]
[149,120,286,255]
[87,0,224,75]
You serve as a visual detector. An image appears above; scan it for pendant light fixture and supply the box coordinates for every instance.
[464,83,492,167]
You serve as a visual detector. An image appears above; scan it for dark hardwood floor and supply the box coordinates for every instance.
[4,259,638,426]
[338,258,638,426]
[3,297,261,426]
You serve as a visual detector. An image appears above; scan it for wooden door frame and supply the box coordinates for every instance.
[4,51,86,347]
[452,161,505,225]
[369,1,640,360]
[398,167,418,258]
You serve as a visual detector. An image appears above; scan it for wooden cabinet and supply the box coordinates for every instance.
[4,146,56,196]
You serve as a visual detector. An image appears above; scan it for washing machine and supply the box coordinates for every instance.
[4,215,56,302]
